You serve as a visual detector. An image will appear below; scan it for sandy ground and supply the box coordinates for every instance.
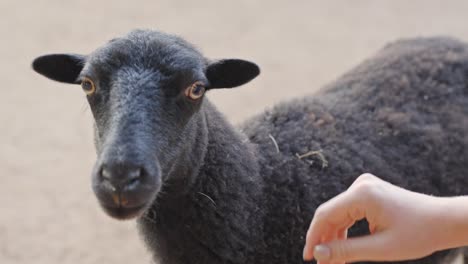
[2,1,468,263]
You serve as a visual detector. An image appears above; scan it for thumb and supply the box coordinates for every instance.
[314,232,392,263]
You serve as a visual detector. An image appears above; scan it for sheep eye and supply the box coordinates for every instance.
[81,77,96,95]
[185,82,205,100]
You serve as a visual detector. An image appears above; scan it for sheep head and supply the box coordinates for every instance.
[32,29,260,220]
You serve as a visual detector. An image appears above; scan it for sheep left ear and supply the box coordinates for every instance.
[206,59,260,89]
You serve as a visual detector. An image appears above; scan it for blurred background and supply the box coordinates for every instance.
[2,0,468,263]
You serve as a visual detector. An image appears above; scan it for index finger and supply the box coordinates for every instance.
[303,189,365,260]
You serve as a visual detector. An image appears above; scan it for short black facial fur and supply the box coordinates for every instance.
[33,30,468,264]
[33,30,259,219]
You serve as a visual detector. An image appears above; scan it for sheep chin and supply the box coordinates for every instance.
[100,203,148,221]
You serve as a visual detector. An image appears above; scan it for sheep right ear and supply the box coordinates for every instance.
[32,54,85,84]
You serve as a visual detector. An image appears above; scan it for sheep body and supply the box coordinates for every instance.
[32,31,468,264]
[140,37,468,264]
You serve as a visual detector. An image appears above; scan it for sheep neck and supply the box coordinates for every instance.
[138,99,264,263]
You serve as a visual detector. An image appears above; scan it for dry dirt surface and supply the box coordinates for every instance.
[2,1,468,264]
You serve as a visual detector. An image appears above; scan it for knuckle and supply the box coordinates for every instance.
[314,204,327,219]
[305,228,312,241]
[352,179,379,199]
[349,173,377,190]
[357,173,377,182]
[312,204,333,225]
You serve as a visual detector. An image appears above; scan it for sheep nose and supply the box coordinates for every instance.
[92,157,160,219]
[100,163,143,192]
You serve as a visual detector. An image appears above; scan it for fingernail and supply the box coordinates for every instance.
[314,244,331,261]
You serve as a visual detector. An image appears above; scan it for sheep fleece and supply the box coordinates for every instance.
[140,37,468,264]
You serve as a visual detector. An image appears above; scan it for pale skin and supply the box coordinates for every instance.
[303,173,468,263]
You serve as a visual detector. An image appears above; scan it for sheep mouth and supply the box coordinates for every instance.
[100,203,148,220]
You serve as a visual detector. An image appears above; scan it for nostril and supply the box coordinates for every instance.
[97,162,146,191]
[127,168,142,181]
[99,167,117,192]
[127,176,140,187]
[125,168,142,189]
[99,169,117,192]
[101,167,112,181]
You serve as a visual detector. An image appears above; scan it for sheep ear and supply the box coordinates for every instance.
[32,54,85,84]
[206,59,260,89]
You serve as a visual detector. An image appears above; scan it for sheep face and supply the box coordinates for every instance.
[32,30,260,220]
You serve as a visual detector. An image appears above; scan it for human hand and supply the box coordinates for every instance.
[303,173,451,263]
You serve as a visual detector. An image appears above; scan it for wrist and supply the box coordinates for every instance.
[431,196,468,251]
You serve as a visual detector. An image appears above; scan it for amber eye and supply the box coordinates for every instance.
[185,81,206,100]
[81,77,96,95]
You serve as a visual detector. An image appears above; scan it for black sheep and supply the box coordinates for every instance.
[32,30,468,264]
